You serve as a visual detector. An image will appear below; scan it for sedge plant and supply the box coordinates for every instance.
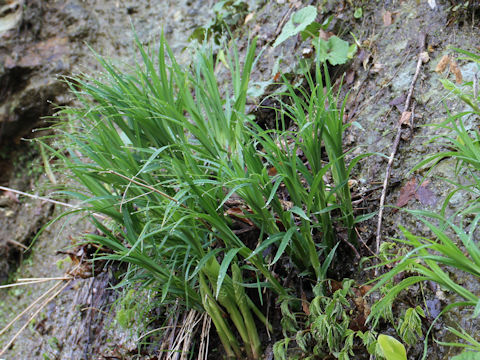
[52,32,361,358]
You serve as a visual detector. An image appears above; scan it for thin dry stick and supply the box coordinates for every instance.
[17,276,71,282]
[6,239,28,250]
[177,310,202,360]
[376,37,426,255]
[104,170,181,205]
[0,185,106,220]
[106,170,215,231]
[198,314,211,360]
[0,185,75,209]
[0,281,63,337]
[0,280,71,356]
[0,277,71,289]
[0,280,57,289]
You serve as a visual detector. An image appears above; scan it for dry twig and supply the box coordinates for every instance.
[375,34,427,255]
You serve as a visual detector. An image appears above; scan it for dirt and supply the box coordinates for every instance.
[0,0,479,359]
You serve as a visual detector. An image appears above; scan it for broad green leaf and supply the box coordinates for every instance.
[377,334,407,360]
[354,7,363,18]
[473,299,480,318]
[315,36,350,66]
[452,351,480,360]
[273,6,318,48]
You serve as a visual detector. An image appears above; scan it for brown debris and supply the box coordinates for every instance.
[435,54,450,73]
[450,59,463,84]
[395,178,437,208]
[383,11,393,26]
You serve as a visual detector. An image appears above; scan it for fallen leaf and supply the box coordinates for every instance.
[420,51,430,64]
[345,69,355,84]
[383,11,393,26]
[396,178,417,208]
[371,63,384,73]
[301,291,310,315]
[225,207,254,226]
[319,29,334,40]
[268,166,278,176]
[389,95,406,112]
[244,12,254,24]
[399,111,412,127]
[450,59,463,84]
[359,284,373,296]
[435,54,450,73]
[415,180,437,206]
[426,298,441,318]
[389,95,406,107]
[350,296,370,331]
[3,190,19,203]
[396,178,438,208]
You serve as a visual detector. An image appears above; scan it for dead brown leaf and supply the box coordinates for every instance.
[301,291,310,315]
[225,207,255,226]
[399,111,412,127]
[450,59,463,84]
[319,29,334,41]
[396,178,417,208]
[268,166,278,176]
[3,190,19,203]
[244,12,254,24]
[345,69,355,85]
[420,51,430,64]
[396,178,438,208]
[435,54,450,73]
[383,11,393,26]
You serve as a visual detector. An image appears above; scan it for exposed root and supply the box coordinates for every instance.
[0,279,71,356]
[158,308,203,360]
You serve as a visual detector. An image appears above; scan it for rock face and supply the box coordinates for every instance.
[0,0,95,144]
[0,1,217,358]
